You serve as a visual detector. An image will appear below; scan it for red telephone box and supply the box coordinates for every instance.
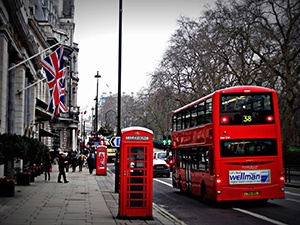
[96,145,107,175]
[118,127,153,219]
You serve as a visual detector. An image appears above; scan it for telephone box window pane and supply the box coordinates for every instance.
[130,169,146,176]
[129,200,145,207]
[130,193,144,199]
[130,147,145,160]
[130,185,145,192]
[135,162,144,168]
[130,177,145,184]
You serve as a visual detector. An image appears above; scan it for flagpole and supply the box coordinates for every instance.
[16,65,69,95]
[8,38,68,72]
[16,77,46,94]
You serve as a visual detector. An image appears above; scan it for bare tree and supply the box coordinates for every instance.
[98,94,117,132]
[230,0,300,148]
[148,0,300,147]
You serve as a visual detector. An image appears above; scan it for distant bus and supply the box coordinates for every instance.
[171,86,285,202]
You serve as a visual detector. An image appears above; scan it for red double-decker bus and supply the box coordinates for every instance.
[171,86,285,202]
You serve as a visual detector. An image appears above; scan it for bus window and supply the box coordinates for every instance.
[172,114,177,131]
[177,112,182,131]
[206,98,212,123]
[220,139,277,157]
[191,104,197,127]
[197,101,205,125]
[199,147,209,171]
[185,108,191,129]
[182,110,186,130]
[180,150,186,168]
[191,148,199,170]
[220,93,274,125]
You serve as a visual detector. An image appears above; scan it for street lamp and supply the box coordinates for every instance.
[80,111,84,141]
[94,71,101,134]
[91,107,94,133]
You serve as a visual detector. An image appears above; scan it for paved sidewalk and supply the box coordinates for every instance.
[1,166,298,225]
[0,166,184,225]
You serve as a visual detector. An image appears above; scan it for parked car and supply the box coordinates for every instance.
[165,155,175,172]
[153,159,170,178]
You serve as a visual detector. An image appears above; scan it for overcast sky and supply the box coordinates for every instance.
[74,0,214,114]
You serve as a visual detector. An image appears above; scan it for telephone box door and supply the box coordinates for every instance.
[96,145,107,175]
[119,127,153,219]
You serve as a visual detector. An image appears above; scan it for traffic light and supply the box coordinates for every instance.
[167,140,171,145]
[162,135,171,146]
[167,135,171,145]
[162,135,167,145]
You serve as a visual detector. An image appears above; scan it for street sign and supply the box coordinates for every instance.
[109,136,121,147]
[94,142,99,148]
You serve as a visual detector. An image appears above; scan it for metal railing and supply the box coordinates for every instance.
[284,164,300,183]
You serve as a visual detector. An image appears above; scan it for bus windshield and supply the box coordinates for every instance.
[220,93,274,125]
[220,139,277,157]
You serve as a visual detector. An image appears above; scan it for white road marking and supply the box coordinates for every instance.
[233,208,288,225]
[154,178,173,187]
[285,191,300,197]
[285,198,300,203]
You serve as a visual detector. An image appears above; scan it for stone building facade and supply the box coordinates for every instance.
[0,0,80,176]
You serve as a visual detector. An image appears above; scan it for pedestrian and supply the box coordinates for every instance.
[77,153,86,172]
[57,153,69,183]
[71,151,77,172]
[65,150,72,172]
[87,153,95,174]
[44,152,52,181]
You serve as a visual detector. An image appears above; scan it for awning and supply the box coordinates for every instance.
[39,129,59,138]
[35,98,52,121]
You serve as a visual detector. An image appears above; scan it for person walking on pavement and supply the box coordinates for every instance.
[57,153,69,183]
[71,151,78,172]
[87,153,95,174]
[65,150,72,172]
[44,152,52,181]
[77,153,86,172]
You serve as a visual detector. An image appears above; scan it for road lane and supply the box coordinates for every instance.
[153,176,300,225]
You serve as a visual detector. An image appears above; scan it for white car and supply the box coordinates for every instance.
[153,159,170,178]
[153,151,167,160]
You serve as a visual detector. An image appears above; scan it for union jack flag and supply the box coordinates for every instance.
[41,45,66,119]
